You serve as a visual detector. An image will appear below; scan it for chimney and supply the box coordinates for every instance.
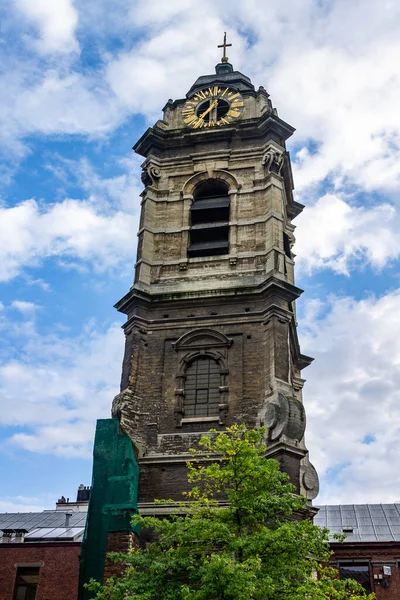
[2,530,13,543]
[15,529,27,543]
[65,512,73,528]
[76,484,91,503]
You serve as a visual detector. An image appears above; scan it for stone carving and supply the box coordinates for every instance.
[111,388,148,457]
[173,328,232,351]
[264,393,306,442]
[262,149,284,175]
[302,460,320,500]
[141,165,161,187]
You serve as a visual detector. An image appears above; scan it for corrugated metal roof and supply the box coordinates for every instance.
[0,511,87,543]
[315,504,400,542]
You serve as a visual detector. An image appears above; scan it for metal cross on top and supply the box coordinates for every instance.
[218,32,232,63]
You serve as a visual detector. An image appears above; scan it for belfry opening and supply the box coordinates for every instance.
[188,179,230,257]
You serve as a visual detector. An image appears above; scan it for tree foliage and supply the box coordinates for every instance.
[89,425,374,600]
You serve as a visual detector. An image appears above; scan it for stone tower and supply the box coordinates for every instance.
[112,52,319,513]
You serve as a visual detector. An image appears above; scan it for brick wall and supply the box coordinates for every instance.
[331,542,400,600]
[104,532,139,580]
[0,543,81,600]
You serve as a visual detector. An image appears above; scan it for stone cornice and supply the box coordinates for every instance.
[133,112,295,158]
[115,274,304,315]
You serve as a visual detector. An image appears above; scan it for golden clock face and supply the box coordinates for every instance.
[182,86,244,129]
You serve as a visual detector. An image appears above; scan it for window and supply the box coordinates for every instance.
[188,179,230,258]
[339,563,371,594]
[184,357,220,417]
[283,232,291,258]
[14,567,39,600]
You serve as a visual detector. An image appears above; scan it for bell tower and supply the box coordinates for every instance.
[112,40,319,511]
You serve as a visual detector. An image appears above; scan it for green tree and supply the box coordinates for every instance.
[89,425,374,600]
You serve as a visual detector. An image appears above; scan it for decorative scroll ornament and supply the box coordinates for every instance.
[302,460,320,500]
[262,149,284,175]
[141,165,161,187]
[264,393,306,442]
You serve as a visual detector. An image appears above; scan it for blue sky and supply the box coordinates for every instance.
[1,0,400,511]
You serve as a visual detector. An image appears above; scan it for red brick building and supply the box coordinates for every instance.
[1,498,400,599]
[315,504,400,599]
[0,505,86,600]
[0,543,81,600]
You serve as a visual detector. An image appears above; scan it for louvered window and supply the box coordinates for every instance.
[184,358,220,417]
[188,179,230,258]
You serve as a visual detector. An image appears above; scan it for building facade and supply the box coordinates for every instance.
[2,503,400,600]
[316,504,400,600]
[112,53,319,512]
[0,502,86,600]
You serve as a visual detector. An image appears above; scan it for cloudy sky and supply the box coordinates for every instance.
[1,0,400,512]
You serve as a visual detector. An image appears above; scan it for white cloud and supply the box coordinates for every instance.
[10,300,40,315]
[14,0,78,54]
[53,154,143,213]
[294,193,400,274]
[0,318,124,457]
[96,0,400,190]
[15,72,121,135]
[3,0,400,199]
[105,26,228,117]
[12,422,97,458]
[0,198,138,281]
[24,276,51,291]
[300,290,400,503]
[271,39,400,193]
[129,0,199,27]
[0,69,123,155]
[0,495,50,513]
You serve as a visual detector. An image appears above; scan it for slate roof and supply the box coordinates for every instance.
[187,70,255,97]
[0,510,87,542]
[315,504,400,543]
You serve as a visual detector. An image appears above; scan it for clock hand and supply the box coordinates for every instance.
[199,98,218,119]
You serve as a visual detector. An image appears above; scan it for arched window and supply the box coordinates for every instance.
[184,357,220,417]
[188,179,230,258]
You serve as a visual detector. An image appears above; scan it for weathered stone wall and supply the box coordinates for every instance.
[113,283,316,504]
[135,159,296,296]
[113,69,319,512]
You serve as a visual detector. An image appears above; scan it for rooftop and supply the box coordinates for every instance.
[2,504,400,544]
[0,510,87,543]
[315,504,400,543]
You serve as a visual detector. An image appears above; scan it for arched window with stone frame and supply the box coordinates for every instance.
[172,329,232,427]
[184,355,221,418]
